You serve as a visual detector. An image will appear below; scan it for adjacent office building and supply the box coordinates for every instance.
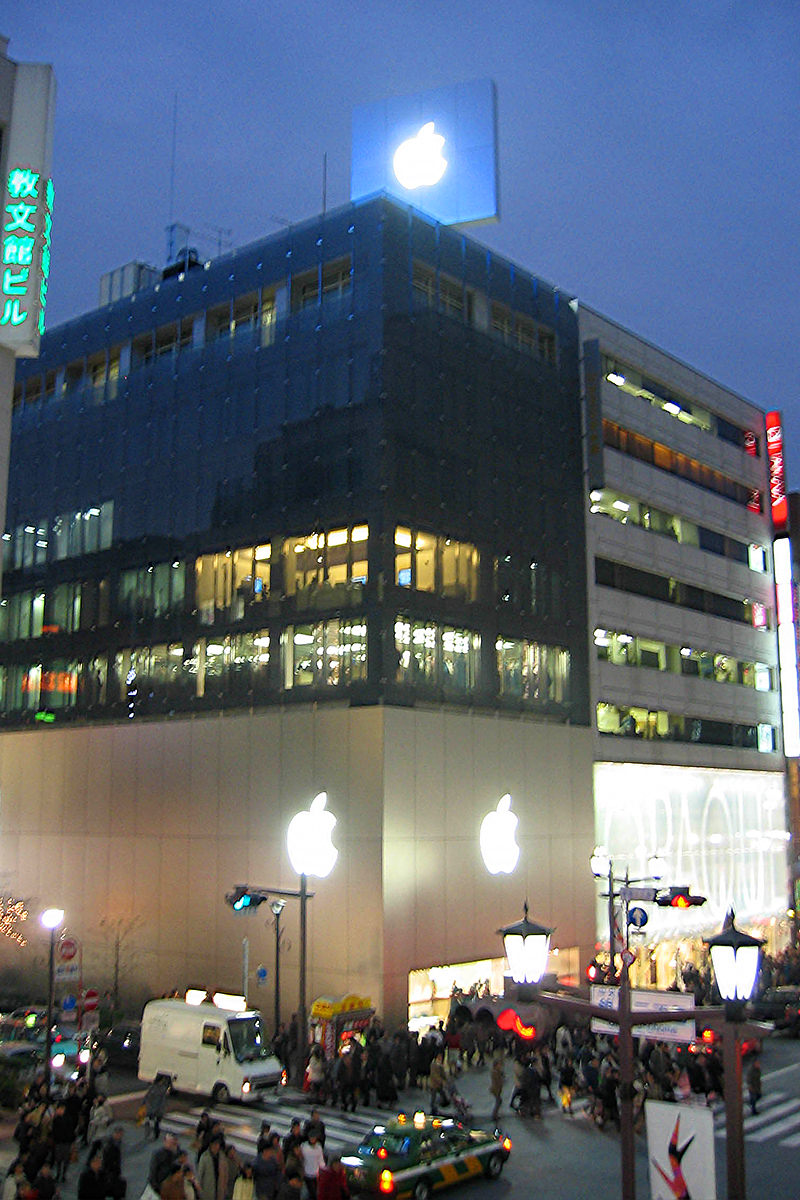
[0,194,790,1022]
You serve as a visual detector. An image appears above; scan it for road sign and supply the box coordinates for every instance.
[62,994,76,1011]
[255,965,268,987]
[55,962,79,982]
[590,986,696,1043]
[627,906,649,928]
[59,936,79,961]
[621,948,637,968]
[83,988,99,1012]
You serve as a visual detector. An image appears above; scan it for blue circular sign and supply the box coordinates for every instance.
[627,906,648,929]
[255,965,268,981]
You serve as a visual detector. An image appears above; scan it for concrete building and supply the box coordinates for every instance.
[0,196,595,1025]
[580,307,790,982]
[0,195,790,1027]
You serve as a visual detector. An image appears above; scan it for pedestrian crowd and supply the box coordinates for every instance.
[2,1047,130,1200]
[144,1110,348,1200]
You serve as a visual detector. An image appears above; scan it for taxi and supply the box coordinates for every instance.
[341,1111,511,1198]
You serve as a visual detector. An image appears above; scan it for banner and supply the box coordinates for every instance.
[646,1100,716,1200]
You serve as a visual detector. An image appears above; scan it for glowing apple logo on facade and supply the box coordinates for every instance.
[393,122,448,190]
[287,791,338,878]
[480,793,520,875]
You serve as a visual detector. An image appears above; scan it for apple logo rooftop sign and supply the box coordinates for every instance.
[351,78,499,226]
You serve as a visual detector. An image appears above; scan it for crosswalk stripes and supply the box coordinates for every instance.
[711,1090,800,1147]
[161,1098,398,1158]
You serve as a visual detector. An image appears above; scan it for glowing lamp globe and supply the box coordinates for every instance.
[499,903,552,985]
[706,912,763,1003]
[41,908,64,930]
[287,792,338,878]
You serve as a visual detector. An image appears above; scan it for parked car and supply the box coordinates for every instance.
[93,1022,141,1070]
[750,987,800,1034]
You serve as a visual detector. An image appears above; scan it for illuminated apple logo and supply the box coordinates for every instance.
[480,793,520,875]
[287,791,338,878]
[393,122,448,190]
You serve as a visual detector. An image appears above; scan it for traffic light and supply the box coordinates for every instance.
[656,886,707,908]
[225,886,267,912]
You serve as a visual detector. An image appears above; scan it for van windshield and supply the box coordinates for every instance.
[227,1015,270,1063]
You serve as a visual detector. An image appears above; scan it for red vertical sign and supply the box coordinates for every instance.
[766,411,788,532]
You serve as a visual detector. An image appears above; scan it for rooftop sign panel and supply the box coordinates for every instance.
[351,78,499,227]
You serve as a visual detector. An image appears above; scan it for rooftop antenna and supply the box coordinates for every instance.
[167,92,178,261]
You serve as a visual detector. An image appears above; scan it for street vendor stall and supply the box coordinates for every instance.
[310,993,374,1059]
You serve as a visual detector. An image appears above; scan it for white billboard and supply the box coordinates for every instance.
[594,762,789,938]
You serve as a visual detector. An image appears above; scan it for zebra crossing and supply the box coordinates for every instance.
[161,1096,411,1159]
[712,1089,800,1148]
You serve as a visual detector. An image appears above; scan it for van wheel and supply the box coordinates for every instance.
[213,1083,230,1104]
[413,1182,431,1200]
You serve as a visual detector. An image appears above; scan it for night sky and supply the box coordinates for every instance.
[7,2,799,477]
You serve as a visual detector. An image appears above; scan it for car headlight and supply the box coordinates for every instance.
[242,1080,251,1094]
[51,1053,66,1069]
[79,1049,90,1064]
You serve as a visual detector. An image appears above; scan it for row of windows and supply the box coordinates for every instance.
[597,700,775,753]
[1,520,568,639]
[4,502,114,570]
[588,488,767,572]
[603,419,762,512]
[603,357,759,455]
[0,620,572,718]
[411,261,558,365]
[595,627,773,691]
[595,557,771,630]
[13,260,354,411]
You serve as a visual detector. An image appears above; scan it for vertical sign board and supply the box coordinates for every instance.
[774,535,800,757]
[351,79,498,227]
[0,61,56,358]
[646,1100,716,1200]
[766,410,788,534]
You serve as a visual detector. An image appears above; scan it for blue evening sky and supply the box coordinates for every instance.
[7,2,799,477]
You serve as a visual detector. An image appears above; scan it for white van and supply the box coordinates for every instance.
[138,999,283,1103]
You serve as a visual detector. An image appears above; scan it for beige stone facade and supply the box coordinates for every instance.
[0,705,596,1028]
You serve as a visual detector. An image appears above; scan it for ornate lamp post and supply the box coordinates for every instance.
[706,912,763,1200]
[40,907,64,1095]
[286,791,338,1085]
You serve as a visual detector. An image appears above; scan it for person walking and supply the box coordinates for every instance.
[428,1053,447,1117]
[490,1051,505,1123]
[747,1056,762,1116]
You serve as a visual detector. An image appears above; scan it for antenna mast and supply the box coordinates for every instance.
[167,93,178,261]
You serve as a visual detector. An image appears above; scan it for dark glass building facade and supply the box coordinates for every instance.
[3,196,589,726]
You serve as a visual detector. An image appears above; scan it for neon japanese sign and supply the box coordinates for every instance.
[765,411,788,532]
[0,165,54,350]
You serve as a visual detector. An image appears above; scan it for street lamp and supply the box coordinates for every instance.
[498,902,552,985]
[40,907,64,1095]
[706,912,764,1200]
[270,898,286,1036]
[286,791,338,1085]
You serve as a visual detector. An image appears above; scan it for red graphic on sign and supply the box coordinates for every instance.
[59,937,78,961]
[766,411,788,532]
[83,989,99,1011]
